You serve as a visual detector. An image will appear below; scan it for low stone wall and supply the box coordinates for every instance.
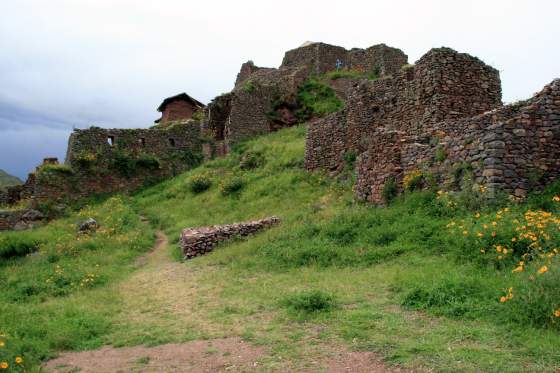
[180,217,281,259]
[0,209,44,231]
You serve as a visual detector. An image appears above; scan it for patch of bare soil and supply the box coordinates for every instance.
[135,230,167,266]
[43,337,263,373]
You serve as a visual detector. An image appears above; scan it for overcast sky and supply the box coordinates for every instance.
[0,0,558,179]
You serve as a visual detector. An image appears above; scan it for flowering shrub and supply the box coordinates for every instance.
[0,332,25,371]
[447,196,560,327]
[402,169,423,191]
[188,175,212,194]
[220,177,245,196]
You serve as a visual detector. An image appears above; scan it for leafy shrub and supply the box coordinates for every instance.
[181,149,204,168]
[343,150,356,165]
[135,154,161,170]
[239,151,265,170]
[382,177,398,204]
[220,177,245,196]
[243,80,256,93]
[434,146,447,162]
[188,175,212,194]
[74,152,97,169]
[505,259,560,329]
[0,235,41,260]
[402,169,423,192]
[283,290,337,314]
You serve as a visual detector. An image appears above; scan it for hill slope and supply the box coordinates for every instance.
[0,169,22,188]
[1,125,559,371]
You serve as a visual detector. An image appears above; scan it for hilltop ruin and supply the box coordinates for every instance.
[1,41,558,230]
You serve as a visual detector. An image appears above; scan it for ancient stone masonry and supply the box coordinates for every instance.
[203,42,408,152]
[305,47,502,173]
[6,120,204,209]
[305,46,560,203]
[180,217,281,259]
[0,209,45,231]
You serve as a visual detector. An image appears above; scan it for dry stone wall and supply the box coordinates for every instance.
[180,217,281,259]
[305,47,502,173]
[354,80,560,203]
[0,209,44,231]
[209,42,408,151]
[6,120,204,210]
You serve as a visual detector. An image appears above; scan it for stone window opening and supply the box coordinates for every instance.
[107,136,115,146]
[139,138,146,146]
[168,138,176,147]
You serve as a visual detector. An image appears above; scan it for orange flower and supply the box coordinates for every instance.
[500,296,507,303]
[0,362,7,369]
[538,265,548,275]
[554,309,560,318]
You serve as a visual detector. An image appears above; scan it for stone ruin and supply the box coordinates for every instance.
[1,40,558,231]
[202,42,408,156]
[180,217,281,259]
[303,46,560,203]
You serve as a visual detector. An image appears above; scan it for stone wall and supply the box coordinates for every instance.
[305,47,502,173]
[0,209,44,231]
[354,79,560,203]
[180,217,281,259]
[4,120,205,210]
[210,42,408,152]
[280,43,407,77]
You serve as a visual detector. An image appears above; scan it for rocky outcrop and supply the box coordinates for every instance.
[180,217,281,259]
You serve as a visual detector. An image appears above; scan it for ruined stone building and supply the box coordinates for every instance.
[1,40,558,230]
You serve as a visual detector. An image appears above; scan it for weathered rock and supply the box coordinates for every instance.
[79,218,99,233]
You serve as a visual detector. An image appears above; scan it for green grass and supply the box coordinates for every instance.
[1,125,560,371]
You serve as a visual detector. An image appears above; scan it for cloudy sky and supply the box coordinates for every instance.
[0,0,558,179]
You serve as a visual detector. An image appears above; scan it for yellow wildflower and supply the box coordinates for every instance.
[552,196,560,202]
[0,362,7,369]
[554,309,560,318]
[15,357,22,364]
[538,265,548,275]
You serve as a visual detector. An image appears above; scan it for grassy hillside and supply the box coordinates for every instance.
[0,170,22,189]
[1,125,559,371]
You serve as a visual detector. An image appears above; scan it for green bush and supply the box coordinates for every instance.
[135,154,161,170]
[0,234,41,260]
[239,151,265,170]
[220,177,245,196]
[381,177,398,204]
[243,80,256,93]
[435,146,447,162]
[343,150,357,165]
[188,175,212,194]
[181,149,204,168]
[283,290,337,314]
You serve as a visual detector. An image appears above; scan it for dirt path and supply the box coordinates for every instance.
[43,229,410,372]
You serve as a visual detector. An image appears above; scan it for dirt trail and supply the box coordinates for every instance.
[43,229,410,372]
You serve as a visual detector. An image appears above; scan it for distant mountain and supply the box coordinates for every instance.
[0,169,23,188]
